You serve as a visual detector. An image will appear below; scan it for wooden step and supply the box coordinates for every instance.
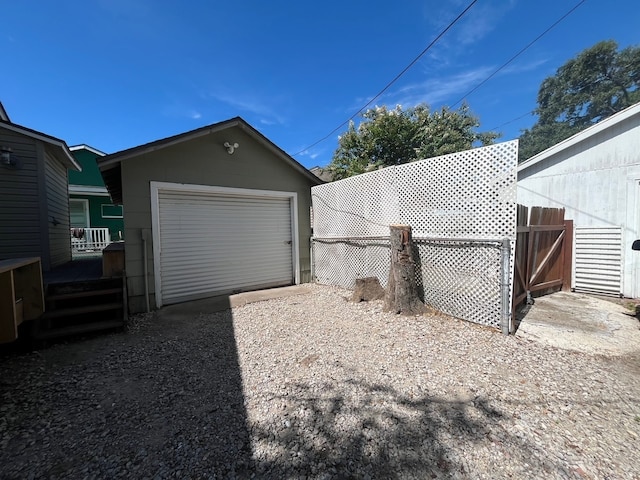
[35,320,125,340]
[46,287,122,302]
[41,302,124,319]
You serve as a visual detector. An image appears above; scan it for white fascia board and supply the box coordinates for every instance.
[69,144,107,156]
[0,121,81,171]
[68,185,111,196]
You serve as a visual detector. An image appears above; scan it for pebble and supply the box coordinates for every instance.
[0,284,638,479]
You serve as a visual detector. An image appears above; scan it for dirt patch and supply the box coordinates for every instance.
[515,291,640,356]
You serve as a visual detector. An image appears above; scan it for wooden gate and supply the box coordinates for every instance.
[512,206,573,323]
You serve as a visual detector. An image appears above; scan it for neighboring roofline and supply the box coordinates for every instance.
[0,118,80,171]
[0,102,9,122]
[69,144,107,156]
[69,185,110,196]
[97,117,323,185]
[518,102,640,172]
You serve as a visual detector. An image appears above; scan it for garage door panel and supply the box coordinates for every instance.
[156,188,294,305]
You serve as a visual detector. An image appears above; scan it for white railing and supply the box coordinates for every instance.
[71,227,111,253]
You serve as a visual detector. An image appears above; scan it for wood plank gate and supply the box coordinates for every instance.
[512,206,573,327]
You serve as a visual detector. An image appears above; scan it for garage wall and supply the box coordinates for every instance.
[121,126,316,313]
[518,110,640,297]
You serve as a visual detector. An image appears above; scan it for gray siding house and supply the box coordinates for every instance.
[0,106,80,271]
[518,102,640,298]
[98,117,321,313]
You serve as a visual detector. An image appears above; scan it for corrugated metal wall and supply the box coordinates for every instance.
[517,111,640,297]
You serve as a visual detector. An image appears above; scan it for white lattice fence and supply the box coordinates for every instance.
[312,141,518,330]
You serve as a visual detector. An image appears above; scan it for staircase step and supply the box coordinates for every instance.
[46,287,123,302]
[41,302,124,319]
[35,320,125,340]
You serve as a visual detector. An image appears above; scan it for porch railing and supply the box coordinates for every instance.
[71,227,111,253]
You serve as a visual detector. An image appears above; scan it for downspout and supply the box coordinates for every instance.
[141,229,150,313]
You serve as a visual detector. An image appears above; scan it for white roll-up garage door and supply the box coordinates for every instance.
[152,183,296,306]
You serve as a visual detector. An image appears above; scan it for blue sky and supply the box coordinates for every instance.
[2,0,638,168]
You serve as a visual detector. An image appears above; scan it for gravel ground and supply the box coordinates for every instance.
[1,284,639,479]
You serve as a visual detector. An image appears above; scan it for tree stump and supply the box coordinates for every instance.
[384,224,424,315]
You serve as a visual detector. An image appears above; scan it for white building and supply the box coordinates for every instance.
[518,102,640,298]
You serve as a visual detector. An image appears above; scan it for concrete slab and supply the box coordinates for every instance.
[515,291,640,356]
[157,285,312,319]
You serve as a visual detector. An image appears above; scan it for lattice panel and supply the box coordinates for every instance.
[312,141,517,240]
[396,142,517,239]
[415,241,502,328]
[311,141,518,329]
[313,239,502,328]
[313,239,391,289]
[312,167,399,238]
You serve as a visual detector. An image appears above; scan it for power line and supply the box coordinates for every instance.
[450,0,587,109]
[291,0,479,157]
[487,59,637,133]
[489,110,535,132]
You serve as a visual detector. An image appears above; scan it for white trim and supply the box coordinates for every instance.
[0,121,80,170]
[519,102,640,172]
[101,204,123,219]
[69,198,90,228]
[69,185,110,196]
[150,181,300,308]
[0,102,9,122]
[69,144,107,156]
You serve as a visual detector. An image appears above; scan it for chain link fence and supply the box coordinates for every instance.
[311,141,518,331]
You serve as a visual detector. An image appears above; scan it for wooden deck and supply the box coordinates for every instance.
[43,257,103,285]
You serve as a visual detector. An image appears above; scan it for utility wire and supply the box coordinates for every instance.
[487,59,636,133]
[490,110,536,132]
[450,0,587,109]
[292,0,479,157]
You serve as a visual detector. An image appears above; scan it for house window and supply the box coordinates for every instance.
[101,204,123,219]
[70,199,90,227]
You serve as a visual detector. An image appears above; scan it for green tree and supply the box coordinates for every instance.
[328,103,498,180]
[519,40,640,161]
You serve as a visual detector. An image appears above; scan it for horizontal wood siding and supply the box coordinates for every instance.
[45,151,71,267]
[0,131,41,261]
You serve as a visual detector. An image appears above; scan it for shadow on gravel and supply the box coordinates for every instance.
[248,376,573,478]
[0,300,253,479]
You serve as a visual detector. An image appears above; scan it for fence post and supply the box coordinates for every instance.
[500,237,511,335]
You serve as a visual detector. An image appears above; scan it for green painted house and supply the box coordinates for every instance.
[68,145,124,242]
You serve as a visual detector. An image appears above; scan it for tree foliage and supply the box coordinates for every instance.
[328,104,498,180]
[519,40,640,161]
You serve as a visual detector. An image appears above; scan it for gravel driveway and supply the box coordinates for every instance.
[1,284,639,479]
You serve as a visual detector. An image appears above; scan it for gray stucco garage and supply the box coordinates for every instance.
[98,118,321,313]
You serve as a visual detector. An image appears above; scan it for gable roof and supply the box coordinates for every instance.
[97,117,322,203]
[0,118,80,171]
[518,102,640,173]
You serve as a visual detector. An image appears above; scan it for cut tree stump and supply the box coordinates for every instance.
[351,277,385,302]
[384,224,425,315]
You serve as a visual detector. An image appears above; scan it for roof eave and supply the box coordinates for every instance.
[97,117,323,185]
[69,144,107,156]
[0,119,80,171]
[518,102,640,172]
